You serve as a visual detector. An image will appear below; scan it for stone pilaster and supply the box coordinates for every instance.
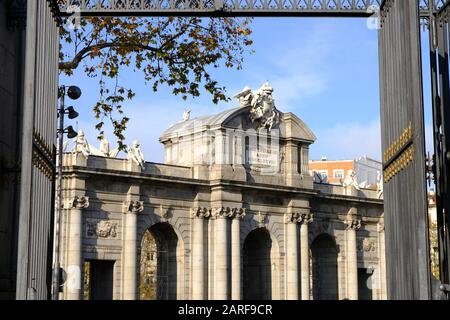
[299,212,313,300]
[285,140,301,187]
[122,200,144,300]
[190,207,211,300]
[65,195,89,300]
[230,208,246,300]
[285,211,300,300]
[345,208,361,300]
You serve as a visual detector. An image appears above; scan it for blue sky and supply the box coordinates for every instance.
[60,17,434,164]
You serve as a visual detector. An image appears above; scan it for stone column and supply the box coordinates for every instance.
[65,195,89,300]
[285,212,300,300]
[230,208,246,300]
[377,216,387,300]
[122,200,143,300]
[299,212,313,300]
[191,207,210,300]
[345,208,361,300]
[213,207,230,300]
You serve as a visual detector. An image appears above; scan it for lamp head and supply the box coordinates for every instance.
[67,86,82,100]
[66,106,79,119]
[66,126,78,139]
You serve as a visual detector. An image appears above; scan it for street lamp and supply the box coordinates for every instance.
[52,85,81,300]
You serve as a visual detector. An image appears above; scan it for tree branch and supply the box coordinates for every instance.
[59,41,160,71]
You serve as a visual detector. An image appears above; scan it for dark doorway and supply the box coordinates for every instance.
[85,260,115,300]
[358,268,373,300]
[140,222,178,300]
[311,234,339,300]
[243,228,272,300]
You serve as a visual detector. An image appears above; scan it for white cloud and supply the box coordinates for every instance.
[310,120,382,161]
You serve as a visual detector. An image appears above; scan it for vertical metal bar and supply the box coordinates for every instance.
[437,8,450,296]
[16,0,38,300]
[52,88,65,300]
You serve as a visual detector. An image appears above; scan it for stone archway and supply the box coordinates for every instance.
[243,228,274,300]
[139,222,179,300]
[311,234,339,300]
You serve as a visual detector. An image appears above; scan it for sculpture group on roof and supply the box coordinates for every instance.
[65,130,145,169]
[235,82,281,130]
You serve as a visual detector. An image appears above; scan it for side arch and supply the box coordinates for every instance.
[311,233,339,300]
[242,227,281,300]
[138,217,185,300]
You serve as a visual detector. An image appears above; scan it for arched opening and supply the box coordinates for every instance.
[139,222,178,300]
[243,228,273,300]
[311,234,339,300]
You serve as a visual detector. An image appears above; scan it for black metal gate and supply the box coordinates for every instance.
[9,0,446,300]
[15,0,60,299]
[378,0,431,300]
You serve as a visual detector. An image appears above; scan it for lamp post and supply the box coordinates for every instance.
[52,85,81,300]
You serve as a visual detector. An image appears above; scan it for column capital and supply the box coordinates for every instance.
[377,221,385,232]
[300,212,314,225]
[285,212,299,224]
[345,218,361,230]
[190,207,212,219]
[285,210,311,224]
[212,207,231,219]
[66,195,89,209]
[228,208,246,220]
[345,207,361,230]
[124,200,144,214]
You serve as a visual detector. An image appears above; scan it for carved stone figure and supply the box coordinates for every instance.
[183,109,191,122]
[127,140,145,169]
[72,129,91,157]
[234,82,280,130]
[376,171,384,199]
[87,220,117,238]
[89,135,120,158]
[87,220,118,238]
[342,170,361,190]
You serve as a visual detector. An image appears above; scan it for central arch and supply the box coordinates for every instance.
[139,222,179,300]
[243,228,277,300]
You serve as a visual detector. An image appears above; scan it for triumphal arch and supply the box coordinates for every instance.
[59,84,385,300]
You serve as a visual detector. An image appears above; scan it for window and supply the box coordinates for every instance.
[334,170,344,179]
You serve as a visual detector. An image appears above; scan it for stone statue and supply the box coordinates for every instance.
[127,140,145,169]
[183,109,191,122]
[234,82,280,130]
[99,136,110,156]
[342,170,361,190]
[89,135,120,158]
[376,171,384,199]
[72,129,91,157]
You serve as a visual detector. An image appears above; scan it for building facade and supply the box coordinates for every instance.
[309,157,382,187]
[59,98,386,300]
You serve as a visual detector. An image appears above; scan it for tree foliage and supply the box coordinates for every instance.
[59,14,253,149]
